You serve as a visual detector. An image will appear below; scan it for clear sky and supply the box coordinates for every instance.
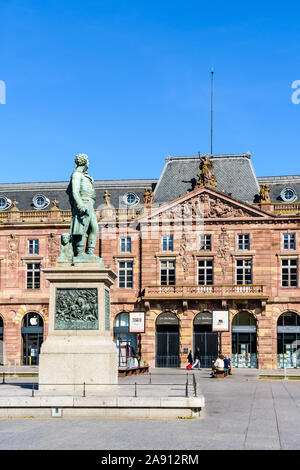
[0,0,299,183]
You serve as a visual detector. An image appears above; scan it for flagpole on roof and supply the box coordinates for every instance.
[211,69,214,155]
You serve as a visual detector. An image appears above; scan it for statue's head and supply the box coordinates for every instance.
[61,233,70,245]
[75,153,89,170]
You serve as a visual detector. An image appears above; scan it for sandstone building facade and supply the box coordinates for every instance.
[0,153,299,370]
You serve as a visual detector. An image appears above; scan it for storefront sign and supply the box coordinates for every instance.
[277,326,300,333]
[129,311,145,333]
[194,312,212,325]
[212,310,229,332]
[232,326,257,333]
[156,312,179,326]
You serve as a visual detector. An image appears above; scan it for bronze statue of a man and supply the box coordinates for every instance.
[66,154,101,262]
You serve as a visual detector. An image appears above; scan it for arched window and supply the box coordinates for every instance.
[232,311,257,368]
[232,311,256,327]
[21,313,44,365]
[277,312,300,369]
[156,312,180,368]
[113,312,137,367]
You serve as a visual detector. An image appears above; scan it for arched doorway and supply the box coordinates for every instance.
[0,316,3,365]
[21,313,44,365]
[232,311,257,368]
[113,312,137,367]
[156,312,180,368]
[193,312,218,368]
[277,312,300,369]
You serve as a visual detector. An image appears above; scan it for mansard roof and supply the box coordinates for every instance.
[0,179,157,211]
[257,175,300,203]
[153,153,261,204]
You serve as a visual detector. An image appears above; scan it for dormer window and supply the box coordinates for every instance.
[280,187,297,203]
[0,196,12,210]
[32,195,50,210]
[123,192,139,206]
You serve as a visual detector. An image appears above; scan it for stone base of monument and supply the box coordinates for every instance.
[39,264,118,394]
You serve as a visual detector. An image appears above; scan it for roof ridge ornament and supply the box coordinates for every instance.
[195,152,218,189]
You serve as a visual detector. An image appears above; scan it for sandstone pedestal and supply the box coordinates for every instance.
[39,264,118,393]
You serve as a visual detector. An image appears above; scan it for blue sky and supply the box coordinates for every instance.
[0,0,299,183]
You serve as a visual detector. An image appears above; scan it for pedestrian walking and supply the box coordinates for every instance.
[191,347,201,370]
[187,349,194,366]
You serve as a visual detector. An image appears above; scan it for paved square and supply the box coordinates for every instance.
[0,368,300,449]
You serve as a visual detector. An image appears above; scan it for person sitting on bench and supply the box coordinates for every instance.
[224,354,232,375]
[211,355,225,377]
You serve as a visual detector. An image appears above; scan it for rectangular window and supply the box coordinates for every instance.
[236,259,252,284]
[199,234,212,251]
[198,259,214,285]
[28,239,39,255]
[281,259,298,287]
[283,233,296,250]
[238,234,250,250]
[120,237,131,253]
[26,263,41,289]
[160,260,176,285]
[162,235,174,251]
[118,261,133,288]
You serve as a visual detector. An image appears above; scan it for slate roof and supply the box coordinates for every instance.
[0,155,299,211]
[153,154,261,204]
[0,179,157,211]
[257,175,300,203]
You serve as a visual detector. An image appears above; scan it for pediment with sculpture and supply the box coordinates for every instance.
[140,187,271,223]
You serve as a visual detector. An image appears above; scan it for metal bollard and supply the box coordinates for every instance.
[149,372,151,384]
[32,382,34,397]
[134,382,137,397]
[185,378,189,397]
[83,382,86,397]
[2,372,5,384]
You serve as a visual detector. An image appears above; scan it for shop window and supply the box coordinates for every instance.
[277,312,300,369]
[22,313,44,366]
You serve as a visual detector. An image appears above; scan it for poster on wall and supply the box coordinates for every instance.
[129,312,145,333]
[212,310,229,332]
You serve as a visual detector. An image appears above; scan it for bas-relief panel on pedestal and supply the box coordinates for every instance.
[55,288,98,330]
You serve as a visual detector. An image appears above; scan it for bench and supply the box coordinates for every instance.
[118,365,149,378]
[212,368,231,378]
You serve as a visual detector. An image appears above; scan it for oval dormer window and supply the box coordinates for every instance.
[123,192,139,206]
[32,194,50,210]
[0,196,12,210]
[280,187,297,203]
